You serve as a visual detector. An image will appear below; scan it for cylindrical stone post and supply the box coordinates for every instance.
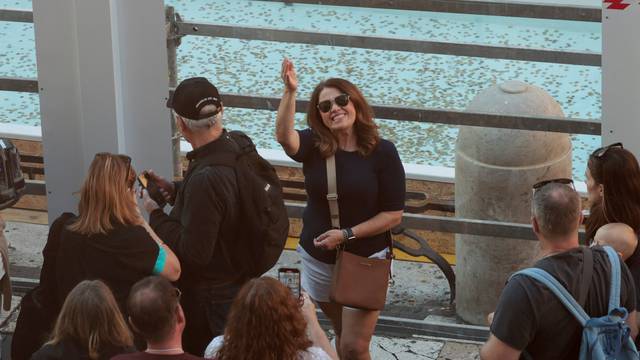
[455,80,572,325]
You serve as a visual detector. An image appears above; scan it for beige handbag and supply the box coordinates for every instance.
[326,155,392,311]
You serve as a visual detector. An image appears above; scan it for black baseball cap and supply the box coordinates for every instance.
[166,77,222,120]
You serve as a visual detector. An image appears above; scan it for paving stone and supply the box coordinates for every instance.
[0,295,23,334]
[371,336,444,359]
[437,341,482,360]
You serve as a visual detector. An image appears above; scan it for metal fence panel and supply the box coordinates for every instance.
[257,0,600,22]
[177,22,601,66]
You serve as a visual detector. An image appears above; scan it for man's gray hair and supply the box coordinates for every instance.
[532,182,582,239]
[174,104,220,131]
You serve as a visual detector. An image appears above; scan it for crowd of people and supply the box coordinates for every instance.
[5,57,640,359]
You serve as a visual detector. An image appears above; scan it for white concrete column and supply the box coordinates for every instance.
[602,1,640,155]
[32,0,173,223]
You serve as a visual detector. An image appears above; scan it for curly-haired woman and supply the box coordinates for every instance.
[204,277,337,360]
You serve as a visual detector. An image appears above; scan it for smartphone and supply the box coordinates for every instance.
[137,173,166,208]
[278,267,301,299]
[137,174,148,189]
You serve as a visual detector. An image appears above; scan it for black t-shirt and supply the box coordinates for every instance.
[491,246,636,360]
[625,242,640,310]
[289,128,406,264]
[111,351,204,360]
[55,222,160,314]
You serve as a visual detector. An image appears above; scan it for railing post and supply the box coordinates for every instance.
[166,6,183,179]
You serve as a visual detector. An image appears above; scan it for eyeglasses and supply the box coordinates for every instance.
[591,142,623,159]
[95,152,133,188]
[532,178,575,192]
[317,94,350,113]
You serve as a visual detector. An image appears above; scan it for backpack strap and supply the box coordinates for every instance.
[511,268,590,326]
[578,247,594,307]
[603,246,622,312]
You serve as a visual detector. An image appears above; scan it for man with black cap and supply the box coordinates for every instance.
[141,77,246,355]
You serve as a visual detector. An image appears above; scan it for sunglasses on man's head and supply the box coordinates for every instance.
[591,142,623,159]
[532,178,575,192]
[317,94,350,113]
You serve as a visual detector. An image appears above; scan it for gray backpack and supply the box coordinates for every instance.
[511,246,639,360]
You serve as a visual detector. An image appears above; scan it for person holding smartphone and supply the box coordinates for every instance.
[141,78,249,356]
[204,277,337,360]
[275,58,406,360]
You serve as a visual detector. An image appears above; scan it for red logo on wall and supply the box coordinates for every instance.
[603,0,630,10]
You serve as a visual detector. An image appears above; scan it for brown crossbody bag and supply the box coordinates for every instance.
[326,155,393,311]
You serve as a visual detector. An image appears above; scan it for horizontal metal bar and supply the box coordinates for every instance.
[0,8,33,23]
[176,21,601,66]
[320,313,489,341]
[0,77,38,93]
[19,154,43,164]
[25,180,46,196]
[0,77,600,135]
[286,202,587,242]
[375,316,489,342]
[259,0,600,22]
[10,276,38,295]
[221,93,601,135]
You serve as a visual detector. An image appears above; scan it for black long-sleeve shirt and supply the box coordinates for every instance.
[150,132,243,288]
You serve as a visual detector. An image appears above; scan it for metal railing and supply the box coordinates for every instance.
[0,8,31,22]
[0,76,602,135]
[0,4,595,244]
[258,0,601,22]
[178,21,600,66]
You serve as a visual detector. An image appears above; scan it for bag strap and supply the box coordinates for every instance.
[325,156,395,258]
[326,155,340,229]
[578,247,594,307]
[603,246,622,312]
[511,268,590,326]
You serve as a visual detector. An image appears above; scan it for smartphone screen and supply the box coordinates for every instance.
[278,267,301,299]
[137,174,148,189]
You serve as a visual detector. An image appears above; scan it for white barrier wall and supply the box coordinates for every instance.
[32,0,173,223]
[602,0,640,154]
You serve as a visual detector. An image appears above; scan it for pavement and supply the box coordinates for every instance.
[0,220,483,359]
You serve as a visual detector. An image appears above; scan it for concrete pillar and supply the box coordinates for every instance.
[455,80,572,325]
[32,0,173,223]
[602,1,640,156]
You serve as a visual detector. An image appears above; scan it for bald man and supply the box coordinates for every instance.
[593,223,640,332]
[593,223,638,260]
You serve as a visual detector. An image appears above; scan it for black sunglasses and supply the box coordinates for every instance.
[532,178,575,192]
[591,142,623,159]
[317,94,350,113]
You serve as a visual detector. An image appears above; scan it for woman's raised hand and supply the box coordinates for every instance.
[281,58,298,93]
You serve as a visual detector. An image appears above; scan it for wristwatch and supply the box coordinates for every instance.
[343,227,356,243]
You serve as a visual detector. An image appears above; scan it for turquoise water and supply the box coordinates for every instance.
[0,0,602,180]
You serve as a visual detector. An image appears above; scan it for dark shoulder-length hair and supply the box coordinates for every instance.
[306,78,380,158]
[585,147,640,240]
[215,277,312,360]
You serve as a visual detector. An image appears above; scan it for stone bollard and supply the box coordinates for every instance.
[455,80,572,325]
